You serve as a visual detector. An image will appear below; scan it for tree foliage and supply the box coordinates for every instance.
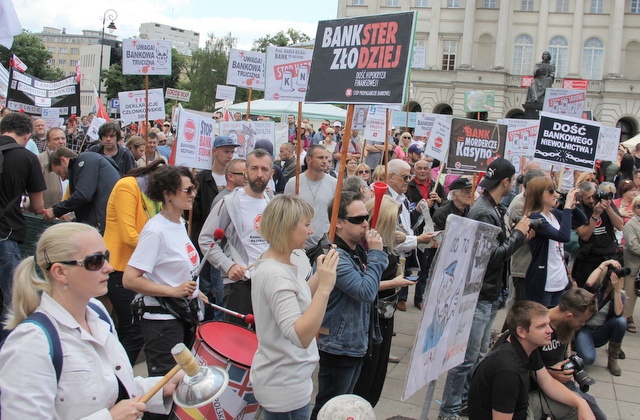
[0,31,64,80]
[103,47,187,100]
[252,28,311,53]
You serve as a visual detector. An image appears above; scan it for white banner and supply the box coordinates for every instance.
[403,216,500,401]
[118,88,166,124]
[596,126,621,162]
[424,115,452,162]
[363,105,387,143]
[215,85,237,101]
[542,88,586,119]
[500,119,539,167]
[41,108,61,129]
[227,49,266,91]
[174,107,215,170]
[122,39,172,76]
[219,121,275,159]
[165,87,191,102]
[86,116,107,140]
[265,46,313,101]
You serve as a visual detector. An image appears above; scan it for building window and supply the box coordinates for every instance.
[548,36,568,77]
[442,40,457,70]
[48,58,55,65]
[512,34,534,75]
[48,47,55,53]
[582,37,603,80]
[386,0,398,5]
[59,47,67,54]
[71,48,79,54]
[555,0,569,12]
[521,0,534,11]
[590,0,603,13]
[58,59,66,66]
[352,0,364,4]
[416,0,428,6]
[447,0,461,7]
[483,0,497,7]
[632,0,640,13]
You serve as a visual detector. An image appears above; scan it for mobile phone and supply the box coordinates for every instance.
[319,233,332,255]
[406,275,419,282]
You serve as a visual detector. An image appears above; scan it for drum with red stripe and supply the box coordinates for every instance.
[171,321,259,420]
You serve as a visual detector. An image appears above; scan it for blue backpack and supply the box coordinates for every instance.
[12,302,112,382]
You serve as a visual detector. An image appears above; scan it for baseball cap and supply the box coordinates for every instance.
[333,121,342,127]
[449,177,473,191]
[254,139,273,156]
[213,136,240,148]
[478,158,515,189]
[407,144,423,154]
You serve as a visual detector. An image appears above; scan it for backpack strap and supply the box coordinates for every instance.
[23,312,63,382]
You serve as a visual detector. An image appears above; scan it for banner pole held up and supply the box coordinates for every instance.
[328,104,355,242]
[295,101,303,195]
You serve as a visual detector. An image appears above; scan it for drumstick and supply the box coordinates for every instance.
[192,228,225,282]
[204,301,255,325]
[139,343,200,403]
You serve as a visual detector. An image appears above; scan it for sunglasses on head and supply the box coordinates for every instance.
[181,186,198,195]
[343,215,369,224]
[46,250,110,271]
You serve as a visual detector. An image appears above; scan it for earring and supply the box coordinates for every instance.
[63,283,69,290]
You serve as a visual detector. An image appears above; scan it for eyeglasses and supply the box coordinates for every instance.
[358,170,370,174]
[181,186,198,195]
[402,136,412,139]
[46,250,111,271]
[392,173,414,182]
[230,172,245,177]
[163,124,170,127]
[547,188,557,194]
[635,204,640,209]
[343,215,369,225]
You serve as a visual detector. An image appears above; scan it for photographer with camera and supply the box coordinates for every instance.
[575,259,628,376]
[530,288,607,419]
[523,177,587,306]
[572,182,624,288]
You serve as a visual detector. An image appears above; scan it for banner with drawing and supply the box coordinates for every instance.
[542,88,586,119]
[219,121,275,159]
[227,49,266,91]
[402,215,500,400]
[265,46,313,101]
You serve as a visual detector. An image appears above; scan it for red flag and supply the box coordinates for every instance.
[10,53,27,72]
[75,60,82,83]
[93,88,110,122]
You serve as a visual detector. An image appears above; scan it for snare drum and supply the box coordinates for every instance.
[171,321,259,420]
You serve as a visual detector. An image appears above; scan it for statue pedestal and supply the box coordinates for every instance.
[523,102,543,120]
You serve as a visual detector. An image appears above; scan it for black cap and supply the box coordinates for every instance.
[478,158,515,189]
[449,177,473,191]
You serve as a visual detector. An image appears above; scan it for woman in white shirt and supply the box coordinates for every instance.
[0,222,180,419]
[250,195,339,419]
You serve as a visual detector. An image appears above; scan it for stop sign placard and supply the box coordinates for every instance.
[184,119,196,142]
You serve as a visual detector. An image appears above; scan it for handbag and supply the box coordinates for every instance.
[155,296,201,325]
[377,289,400,319]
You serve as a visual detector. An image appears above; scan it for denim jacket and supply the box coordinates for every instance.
[317,236,388,357]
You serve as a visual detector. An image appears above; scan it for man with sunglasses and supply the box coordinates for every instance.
[439,158,531,420]
[311,191,388,420]
[572,181,624,287]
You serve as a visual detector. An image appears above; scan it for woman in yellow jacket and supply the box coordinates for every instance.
[103,159,165,364]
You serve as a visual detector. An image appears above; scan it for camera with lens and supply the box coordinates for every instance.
[611,267,632,278]
[562,355,596,392]
[555,190,567,208]
[594,191,614,202]
[513,216,542,231]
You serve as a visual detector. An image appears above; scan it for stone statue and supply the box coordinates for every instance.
[526,51,555,103]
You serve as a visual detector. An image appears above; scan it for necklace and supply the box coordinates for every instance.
[306,174,324,202]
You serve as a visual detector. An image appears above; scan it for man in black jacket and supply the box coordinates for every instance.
[438,158,531,420]
[88,122,136,176]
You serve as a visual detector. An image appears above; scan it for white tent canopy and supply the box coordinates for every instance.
[621,133,640,150]
[227,99,347,122]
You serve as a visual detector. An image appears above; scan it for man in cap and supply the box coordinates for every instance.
[438,158,532,420]
[433,176,473,231]
[192,135,241,320]
[406,144,423,172]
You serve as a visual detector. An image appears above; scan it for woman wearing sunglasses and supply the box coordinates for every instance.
[355,163,372,184]
[124,166,204,402]
[0,222,180,419]
[523,177,585,306]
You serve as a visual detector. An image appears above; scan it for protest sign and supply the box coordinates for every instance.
[596,126,621,162]
[215,85,237,102]
[227,49,266,90]
[447,118,507,173]
[41,108,61,129]
[424,115,452,162]
[391,110,416,128]
[306,11,416,104]
[174,108,215,170]
[122,39,172,76]
[6,68,79,118]
[534,112,601,172]
[352,105,370,131]
[118,88,166,124]
[499,119,539,169]
[362,105,387,143]
[85,117,107,141]
[414,113,436,138]
[403,215,500,400]
[219,121,275,159]
[265,46,313,101]
[463,90,495,113]
[542,88,586,119]
[165,88,191,102]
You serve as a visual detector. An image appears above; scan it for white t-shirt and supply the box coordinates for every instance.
[542,212,568,292]
[212,171,227,191]
[128,214,200,320]
[236,189,269,265]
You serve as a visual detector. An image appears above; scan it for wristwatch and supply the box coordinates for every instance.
[591,216,601,223]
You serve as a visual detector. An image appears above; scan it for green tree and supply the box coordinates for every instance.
[103,47,187,100]
[181,33,237,111]
[0,31,64,80]
[252,28,311,53]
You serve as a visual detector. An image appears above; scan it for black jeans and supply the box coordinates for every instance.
[222,280,253,327]
[107,270,143,365]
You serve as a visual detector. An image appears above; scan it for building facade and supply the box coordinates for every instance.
[337,0,640,140]
[139,22,200,56]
